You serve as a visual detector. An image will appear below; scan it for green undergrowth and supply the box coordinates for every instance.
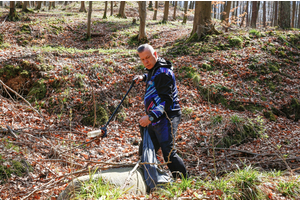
[212,115,265,148]
[0,153,33,184]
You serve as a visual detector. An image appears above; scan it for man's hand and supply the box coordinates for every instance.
[134,75,144,84]
[139,115,151,127]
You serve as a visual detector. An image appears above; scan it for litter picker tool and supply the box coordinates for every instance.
[87,77,137,138]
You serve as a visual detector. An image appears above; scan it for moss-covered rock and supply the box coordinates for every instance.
[0,158,33,184]
[229,36,243,48]
[0,33,3,45]
[81,105,108,127]
[20,24,31,34]
[263,111,276,121]
[216,116,261,148]
[27,79,47,101]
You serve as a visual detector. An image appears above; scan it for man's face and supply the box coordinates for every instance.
[138,49,158,70]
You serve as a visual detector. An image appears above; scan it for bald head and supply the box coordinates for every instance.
[137,44,158,70]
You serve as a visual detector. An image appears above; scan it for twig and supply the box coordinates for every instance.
[21,179,55,200]
[1,15,8,26]
[121,160,141,190]
[92,86,96,129]
[0,79,49,125]
[6,125,18,139]
[106,151,138,162]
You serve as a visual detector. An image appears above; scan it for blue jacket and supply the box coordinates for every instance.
[143,57,181,122]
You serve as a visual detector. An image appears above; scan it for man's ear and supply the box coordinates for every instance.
[153,51,158,59]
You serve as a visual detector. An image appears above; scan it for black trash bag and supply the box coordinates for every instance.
[141,127,172,190]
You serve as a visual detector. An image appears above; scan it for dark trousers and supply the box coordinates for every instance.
[139,115,187,179]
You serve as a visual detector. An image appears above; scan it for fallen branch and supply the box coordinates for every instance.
[6,125,18,139]
[0,80,49,126]
[21,179,56,200]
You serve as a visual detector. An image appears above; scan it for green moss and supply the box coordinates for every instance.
[229,36,243,48]
[217,117,261,148]
[202,63,213,71]
[0,159,33,184]
[20,24,31,34]
[81,105,108,126]
[186,32,198,43]
[275,98,300,122]
[249,29,261,37]
[268,65,279,73]
[27,79,47,102]
[263,111,276,121]
[0,33,3,45]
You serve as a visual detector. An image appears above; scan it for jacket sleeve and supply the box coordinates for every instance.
[148,73,173,121]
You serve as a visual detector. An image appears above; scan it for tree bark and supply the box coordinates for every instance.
[153,1,158,20]
[182,1,188,24]
[173,1,177,20]
[222,1,231,23]
[9,1,17,20]
[64,1,68,6]
[22,1,29,12]
[278,1,291,29]
[292,1,296,28]
[191,1,212,38]
[87,1,92,39]
[110,1,113,16]
[274,1,278,26]
[149,1,152,8]
[251,1,259,28]
[36,1,42,10]
[118,1,126,18]
[298,3,300,28]
[0,1,2,7]
[79,1,87,12]
[162,1,169,23]
[138,1,147,41]
[103,1,108,19]
[263,1,266,28]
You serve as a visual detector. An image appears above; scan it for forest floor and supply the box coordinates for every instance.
[0,2,300,200]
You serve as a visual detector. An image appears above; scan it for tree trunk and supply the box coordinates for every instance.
[278,1,290,29]
[240,2,246,27]
[52,1,56,8]
[274,1,278,26]
[49,2,52,10]
[153,1,158,20]
[182,1,188,24]
[173,1,177,20]
[110,1,113,16]
[263,1,266,28]
[36,1,42,10]
[87,1,92,39]
[162,1,169,23]
[64,1,68,6]
[103,1,108,19]
[222,1,231,22]
[292,1,296,28]
[22,1,29,12]
[118,1,126,18]
[191,1,212,38]
[31,1,35,7]
[9,1,18,21]
[138,1,147,41]
[149,1,152,8]
[251,1,259,28]
[298,3,300,28]
[79,1,87,12]
[0,1,2,7]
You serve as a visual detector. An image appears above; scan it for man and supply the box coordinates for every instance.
[135,44,187,179]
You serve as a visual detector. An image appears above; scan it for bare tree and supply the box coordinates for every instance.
[222,1,232,31]
[0,1,2,7]
[9,1,18,21]
[35,1,42,10]
[292,1,296,28]
[103,1,108,19]
[173,1,177,20]
[110,1,113,16]
[182,1,188,24]
[79,1,87,12]
[87,1,92,39]
[278,1,290,29]
[251,1,260,28]
[162,1,169,23]
[274,1,278,26]
[153,1,158,20]
[22,1,30,12]
[118,1,126,18]
[191,1,214,38]
[138,1,147,41]
[263,1,266,28]
[298,3,300,28]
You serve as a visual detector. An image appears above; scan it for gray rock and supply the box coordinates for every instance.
[57,167,147,200]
